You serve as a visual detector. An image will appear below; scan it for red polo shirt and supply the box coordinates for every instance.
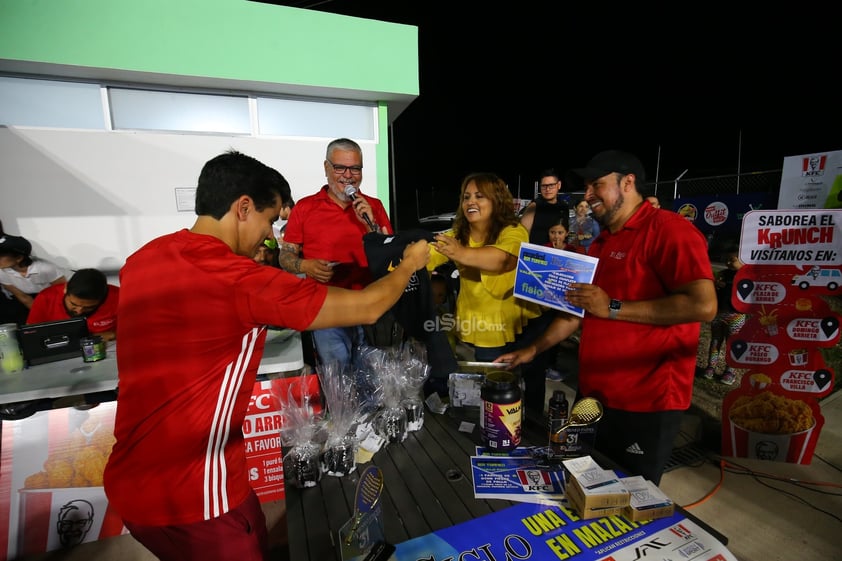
[283,185,392,289]
[579,204,713,412]
[27,282,119,335]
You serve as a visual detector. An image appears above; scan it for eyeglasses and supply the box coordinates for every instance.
[327,160,363,176]
[539,181,559,190]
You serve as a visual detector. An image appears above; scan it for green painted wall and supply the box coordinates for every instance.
[0,0,418,96]
[0,0,418,210]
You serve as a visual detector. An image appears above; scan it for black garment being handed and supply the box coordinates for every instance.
[363,229,458,380]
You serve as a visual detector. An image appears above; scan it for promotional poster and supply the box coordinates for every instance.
[721,208,840,463]
[392,501,737,561]
[777,150,842,210]
[0,375,307,559]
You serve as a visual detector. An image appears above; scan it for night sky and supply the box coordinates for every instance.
[261,2,841,227]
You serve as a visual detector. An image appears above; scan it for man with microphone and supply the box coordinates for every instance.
[279,137,392,372]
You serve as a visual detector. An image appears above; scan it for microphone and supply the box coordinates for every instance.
[344,185,376,230]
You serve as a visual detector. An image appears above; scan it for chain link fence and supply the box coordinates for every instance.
[649,169,782,208]
[413,169,785,224]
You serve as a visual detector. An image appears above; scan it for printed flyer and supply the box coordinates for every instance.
[470,450,565,504]
[721,208,840,463]
[514,242,599,317]
[392,501,737,561]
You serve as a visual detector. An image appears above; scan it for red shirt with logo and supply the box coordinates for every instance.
[283,185,393,289]
[579,203,713,412]
[27,282,119,334]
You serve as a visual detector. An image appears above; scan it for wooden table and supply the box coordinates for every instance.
[285,408,730,561]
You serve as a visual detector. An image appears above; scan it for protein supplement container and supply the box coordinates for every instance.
[480,370,522,452]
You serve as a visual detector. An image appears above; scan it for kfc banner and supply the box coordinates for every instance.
[777,150,842,210]
[721,209,841,464]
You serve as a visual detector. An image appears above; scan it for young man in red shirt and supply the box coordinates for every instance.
[103,150,428,561]
[497,150,716,485]
[27,268,119,341]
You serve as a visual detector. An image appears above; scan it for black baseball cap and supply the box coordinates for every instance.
[0,234,32,256]
[570,150,646,183]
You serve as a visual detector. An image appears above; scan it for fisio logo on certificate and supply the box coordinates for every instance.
[514,243,599,317]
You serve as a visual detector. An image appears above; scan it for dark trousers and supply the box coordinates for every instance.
[592,406,685,485]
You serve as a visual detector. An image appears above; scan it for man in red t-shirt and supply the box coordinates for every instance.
[497,150,716,485]
[103,150,427,561]
[27,268,119,341]
[279,137,393,371]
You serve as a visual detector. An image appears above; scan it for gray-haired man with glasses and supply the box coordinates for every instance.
[279,137,392,371]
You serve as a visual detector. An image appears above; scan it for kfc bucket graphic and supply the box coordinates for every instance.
[729,419,816,463]
[17,488,116,555]
[727,391,816,463]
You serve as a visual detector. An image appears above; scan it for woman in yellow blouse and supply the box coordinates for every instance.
[428,172,541,363]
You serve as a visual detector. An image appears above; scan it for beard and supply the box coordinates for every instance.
[593,192,624,227]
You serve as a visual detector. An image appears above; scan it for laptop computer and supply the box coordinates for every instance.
[19,317,89,366]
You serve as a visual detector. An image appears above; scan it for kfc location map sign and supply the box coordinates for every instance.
[722,209,841,464]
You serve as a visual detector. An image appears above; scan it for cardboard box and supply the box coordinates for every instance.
[565,480,626,519]
[620,476,675,522]
[562,457,629,519]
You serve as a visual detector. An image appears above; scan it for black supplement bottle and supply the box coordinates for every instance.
[547,389,569,455]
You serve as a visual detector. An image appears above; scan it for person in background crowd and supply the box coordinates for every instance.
[519,168,570,246]
[0,233,67,325]
[278,138,392,371]
[496,150,716,484]
[103,149,428,561]
[547,217,585,254]
[253,238,280,267]
[646,195,661,208]
[571,199,600,253]
[517,169,572,411]
[27,268,119,341]
[703,249,746,385]
[427,172,544,416]
[273,198,295,242]
[541,216,585,383]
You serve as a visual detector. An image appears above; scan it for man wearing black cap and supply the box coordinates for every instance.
[497,150,717,484]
